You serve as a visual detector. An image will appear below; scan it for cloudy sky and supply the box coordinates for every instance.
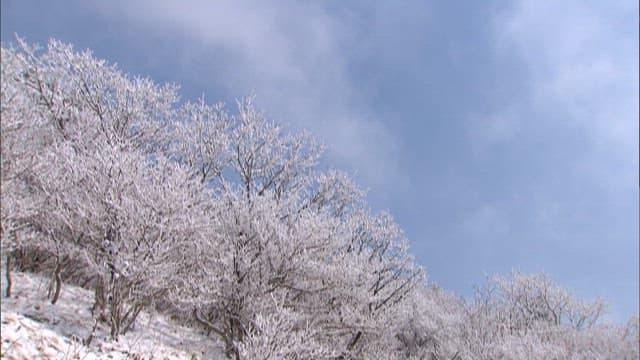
[2,0,637,320]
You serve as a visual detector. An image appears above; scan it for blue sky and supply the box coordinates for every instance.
[2,0,638,321]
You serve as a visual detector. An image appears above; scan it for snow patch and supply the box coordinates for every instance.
[1,269,225,359]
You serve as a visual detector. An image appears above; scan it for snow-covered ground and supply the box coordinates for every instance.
[1,268,225,359]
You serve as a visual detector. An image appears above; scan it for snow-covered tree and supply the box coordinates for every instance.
[164,96,424,358]
[0,38,199,340]
[169,98,230,185]
[2,37,637,359]
[35,144,207,340]
[456,272,636,359]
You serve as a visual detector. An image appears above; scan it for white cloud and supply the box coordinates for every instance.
[460,1,637,283]
[502,1,636,139]
[487,0,638,192]
[89,0,405,194]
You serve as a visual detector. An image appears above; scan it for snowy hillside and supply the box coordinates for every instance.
[1,269,224,359]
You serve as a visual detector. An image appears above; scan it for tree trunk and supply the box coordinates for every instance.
[91,279,108,322]
[50,261,63,304]
[84,318,99,346]
[5,255,12,298]
[48,258,63,304]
